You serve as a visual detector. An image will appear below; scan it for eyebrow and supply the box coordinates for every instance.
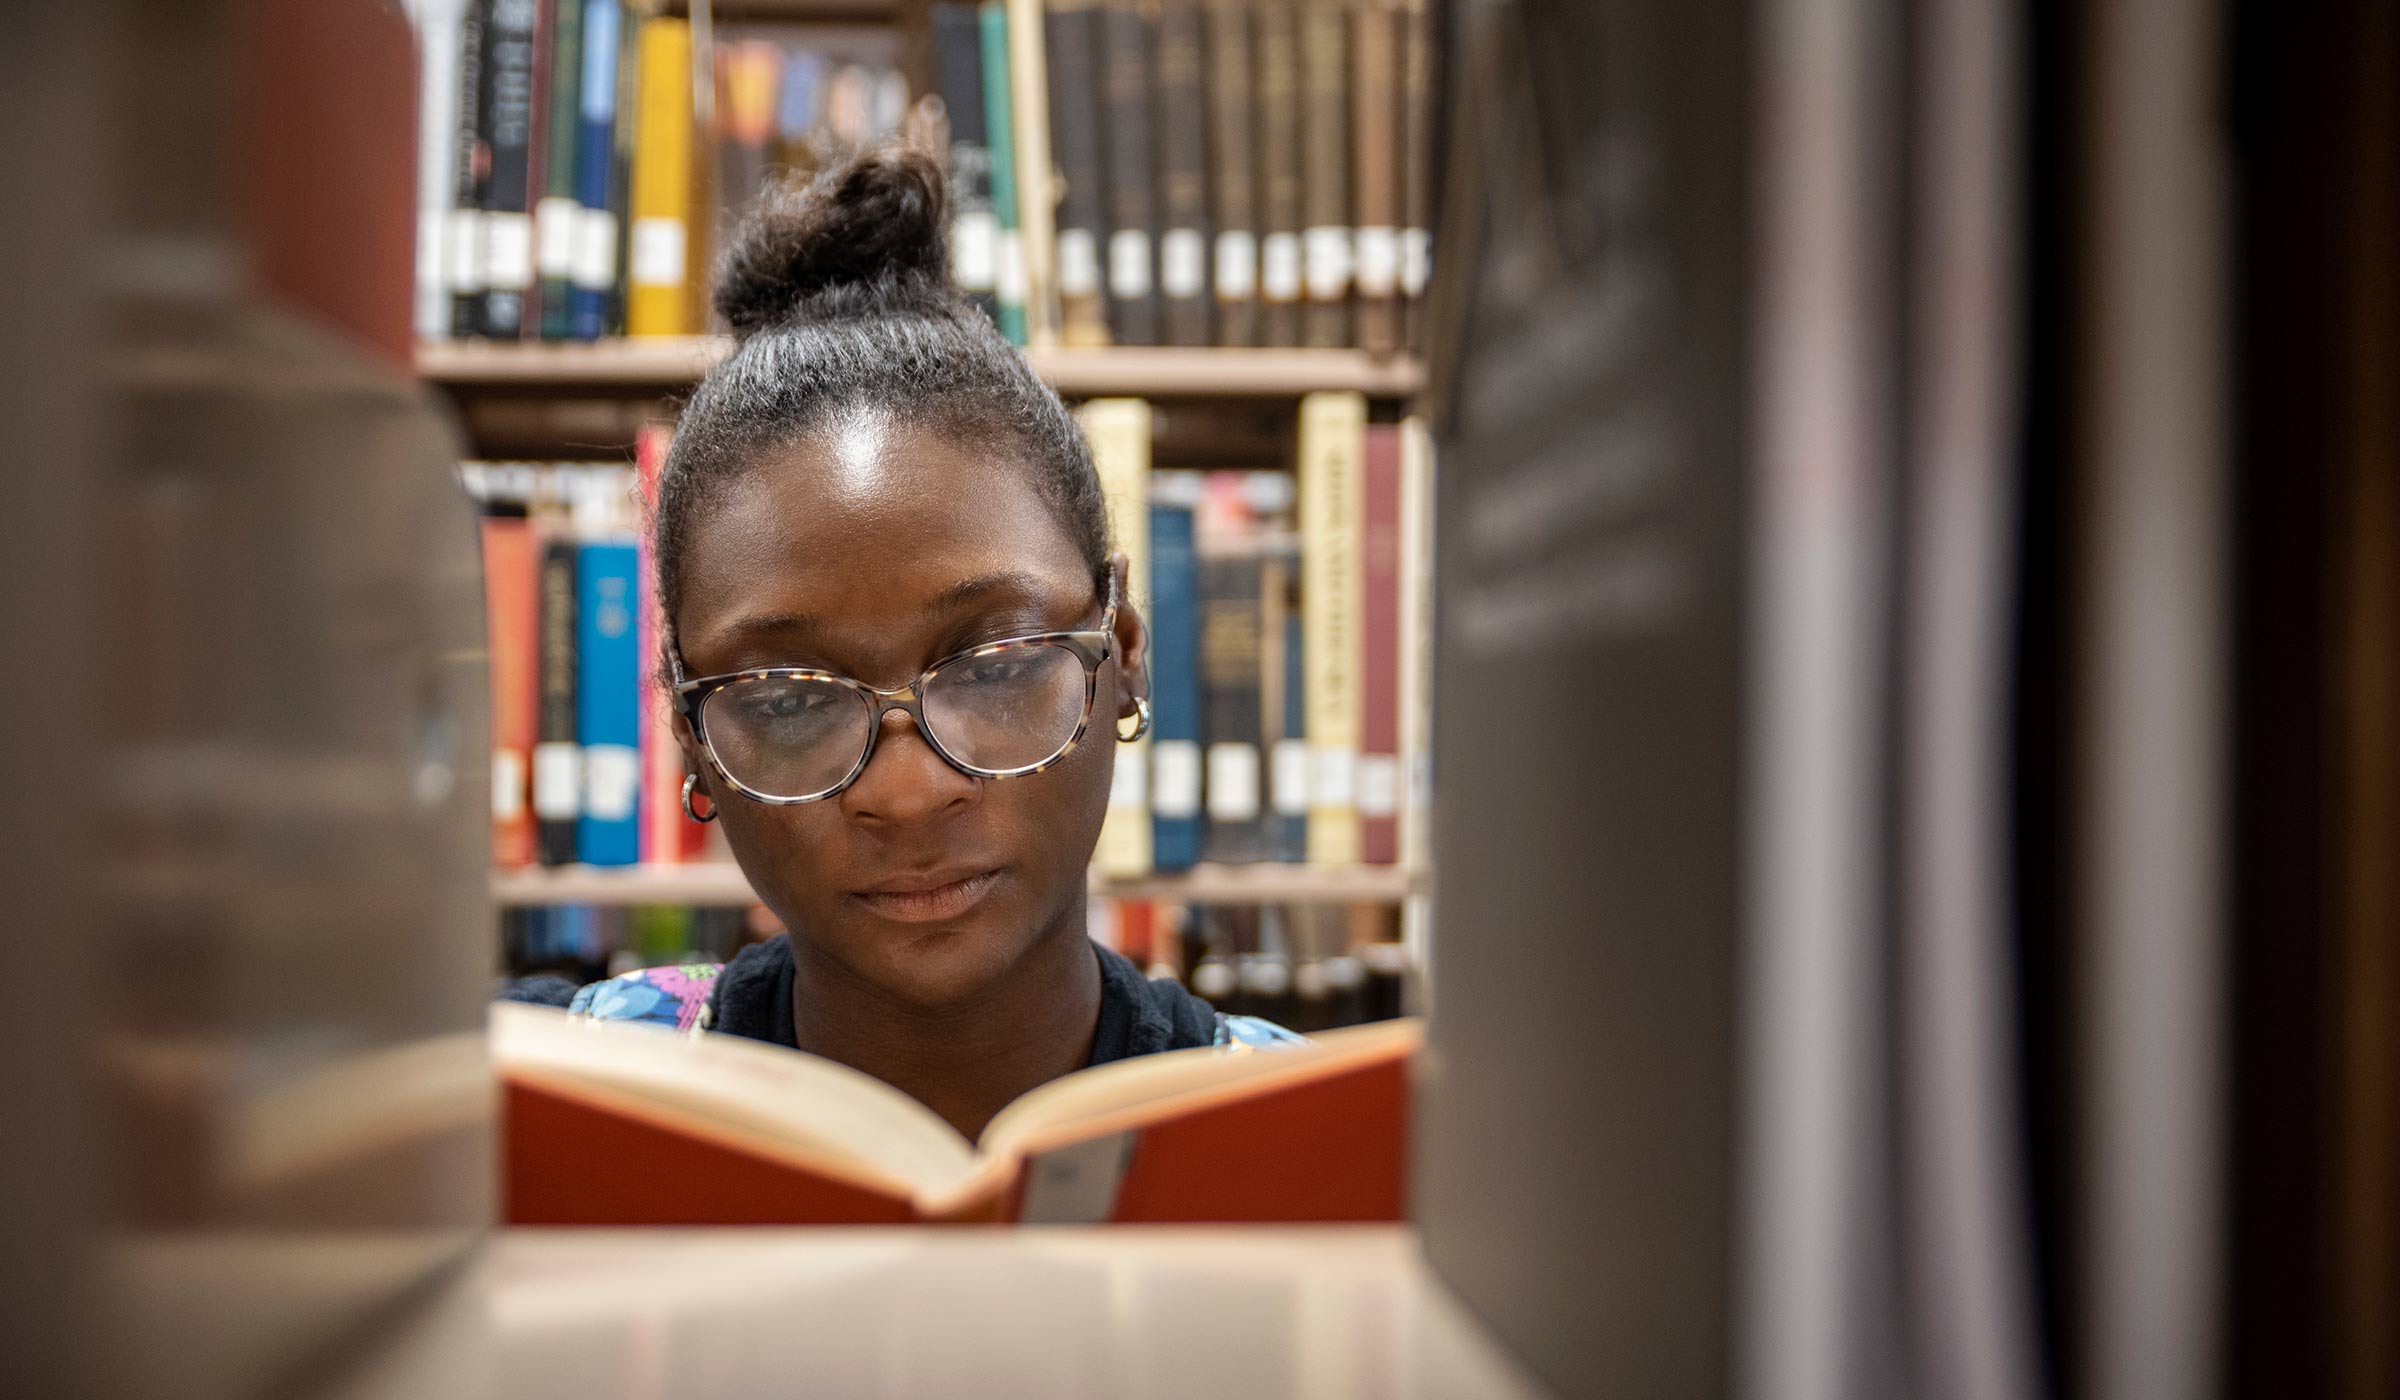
[712,571,1067,647]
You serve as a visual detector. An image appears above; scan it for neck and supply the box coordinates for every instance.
[787,908,1104,1143]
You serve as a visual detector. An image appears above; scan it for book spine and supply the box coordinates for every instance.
[981,2,1030,344]
[1298,390,1365,863]
[1253,0,1302,346]
[1203,0,1256,346]
[1396,416,1434,873]
[416,0,467,340]
[450,0,491,337]
[627,16,694,337]
[1156,0,1211,346]
[717,42,781,263]
[1100,0,1159,345]
[1083,399,1154,876]
[775,48,827,180]
[535,533,581,865]
[933,5,1002,324]
[537,0,585,339]
[1357,423,1402,863]
[1298,0,1351,347]
[1349,0,1400,355]
[1148,504,1203,870]
[1397,0,1431,351]
[577,537,642,866]
[483,514,542,867]
[1044,0,1111,345]
[1271,592,1309,859]
[634,425,692,864]
[479,0,540,338]
[1200,551,1267,862]
[568,0,621,340]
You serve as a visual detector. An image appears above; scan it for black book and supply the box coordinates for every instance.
[932,4,1001,323]
[1044,0,1111,344]
[1100,0,1160,344]
[1155,0,1211,345]
[479,0,542,338]
[1200,551,1267,862]
[451,0,491,337]
[534,535,581,865]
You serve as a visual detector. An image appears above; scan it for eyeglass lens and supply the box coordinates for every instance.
[700,642,1090,799]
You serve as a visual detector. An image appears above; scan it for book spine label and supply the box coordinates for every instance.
[1350,0,1401,353]
[1298,0,1350,347]
[1148,503,1204,869]
[1253,0,1303,345]
[535,535,580,864]
[1046,0,1112,345]
[577,539,642,865]
[1156,0,1211,345]
[627,17,693,337]
[1358,423,1402,863]
[1204,0,1256,345]
[1299,391,1365,863]
[1084,400,1154,875]
[1100,0,1160,344]
[980,2,1030,343]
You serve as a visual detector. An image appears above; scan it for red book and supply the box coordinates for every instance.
[496,1004,1416,1224]
[1357,425,1404,864]
[483,516,542,867]
[635,424,708,862]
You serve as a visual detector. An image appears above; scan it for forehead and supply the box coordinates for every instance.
[676,413,1092,659]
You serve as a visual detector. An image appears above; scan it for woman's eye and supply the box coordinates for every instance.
[957,656,1030,687]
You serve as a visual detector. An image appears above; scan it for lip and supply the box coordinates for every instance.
[850,868,1006,923]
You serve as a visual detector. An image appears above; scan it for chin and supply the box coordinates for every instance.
[836,905,1043,1011]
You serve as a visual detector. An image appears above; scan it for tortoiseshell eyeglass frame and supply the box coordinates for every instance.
[668,576,1119,806]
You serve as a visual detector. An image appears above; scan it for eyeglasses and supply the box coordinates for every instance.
[671,578,1117,805]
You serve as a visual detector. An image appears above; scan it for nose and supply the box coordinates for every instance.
[837,705,979,827]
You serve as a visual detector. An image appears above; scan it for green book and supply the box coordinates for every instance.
[537,0,586,338]
[980,1,1027,344]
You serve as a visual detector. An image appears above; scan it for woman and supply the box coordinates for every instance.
[511,147,1298,1141]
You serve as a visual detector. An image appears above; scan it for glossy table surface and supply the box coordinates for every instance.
[330,1226,1553,1400]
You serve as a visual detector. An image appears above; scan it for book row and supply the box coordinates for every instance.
[465,391,1432,879]
[407,0,1435,353]
[938,0,1437,351]
[410,0,909,342]
[502,898,1410,1033]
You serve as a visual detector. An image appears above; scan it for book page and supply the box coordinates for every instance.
[492,1003,978,1197]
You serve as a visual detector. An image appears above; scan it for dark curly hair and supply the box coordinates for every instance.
[654,145,1108,680]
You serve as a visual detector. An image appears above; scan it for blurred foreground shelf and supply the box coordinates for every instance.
[491,861,1421,907]
[418,338,1427,400]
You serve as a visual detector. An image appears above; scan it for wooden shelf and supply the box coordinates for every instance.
[492,861,1420,907]
[418,339,1427,400]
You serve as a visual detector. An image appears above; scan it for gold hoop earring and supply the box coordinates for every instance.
[681,772,718,824]
[1116,695,1152,743]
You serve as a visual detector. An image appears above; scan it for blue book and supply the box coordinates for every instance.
[1148,504,1203,870]
[576,538,642,865]
[567,0,621,341]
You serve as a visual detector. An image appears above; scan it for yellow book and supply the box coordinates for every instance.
[1082,398,1153,876]
[1299,391,1366,865]
[627,17,694,337]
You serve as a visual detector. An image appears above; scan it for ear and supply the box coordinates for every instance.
[1107,551,1149,718]
[669,703,711,786]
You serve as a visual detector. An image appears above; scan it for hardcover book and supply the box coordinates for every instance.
[1357,422,1403,863]
[1297,0,1351,348]
[1155,0,1212,346]
[498,1002,1417,1224]
[1100,0,1161,344]
[535,533,581,865]
[1203,0,1258,346]
[1148,500,1205,871]
[1083,398,1154,876]
[1298,390,1365,863]
[1253,0,1304,346]
[576,535,642,866]
[932,5,1002,323]
[536,0,585,338]
[1044,0,1112,345]
[626,16,694,336]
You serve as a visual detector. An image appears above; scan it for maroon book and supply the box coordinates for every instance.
[1358,423,1403,864]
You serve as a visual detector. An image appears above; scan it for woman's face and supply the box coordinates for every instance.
[672,412,1143,1010]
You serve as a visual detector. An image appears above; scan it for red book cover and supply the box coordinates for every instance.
[483,516,542,867]
[635,424,707,862]
[1358,425,1404,864]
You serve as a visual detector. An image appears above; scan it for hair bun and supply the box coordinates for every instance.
[713,145,953,339]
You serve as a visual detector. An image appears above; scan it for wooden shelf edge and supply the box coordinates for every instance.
[491,862,1420,907]
[419,339,1426,399]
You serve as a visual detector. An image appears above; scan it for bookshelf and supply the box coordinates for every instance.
[419,339,1428,400]
[494,861,1421,907]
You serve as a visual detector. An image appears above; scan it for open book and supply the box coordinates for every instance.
[494,1002,1419,1225]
